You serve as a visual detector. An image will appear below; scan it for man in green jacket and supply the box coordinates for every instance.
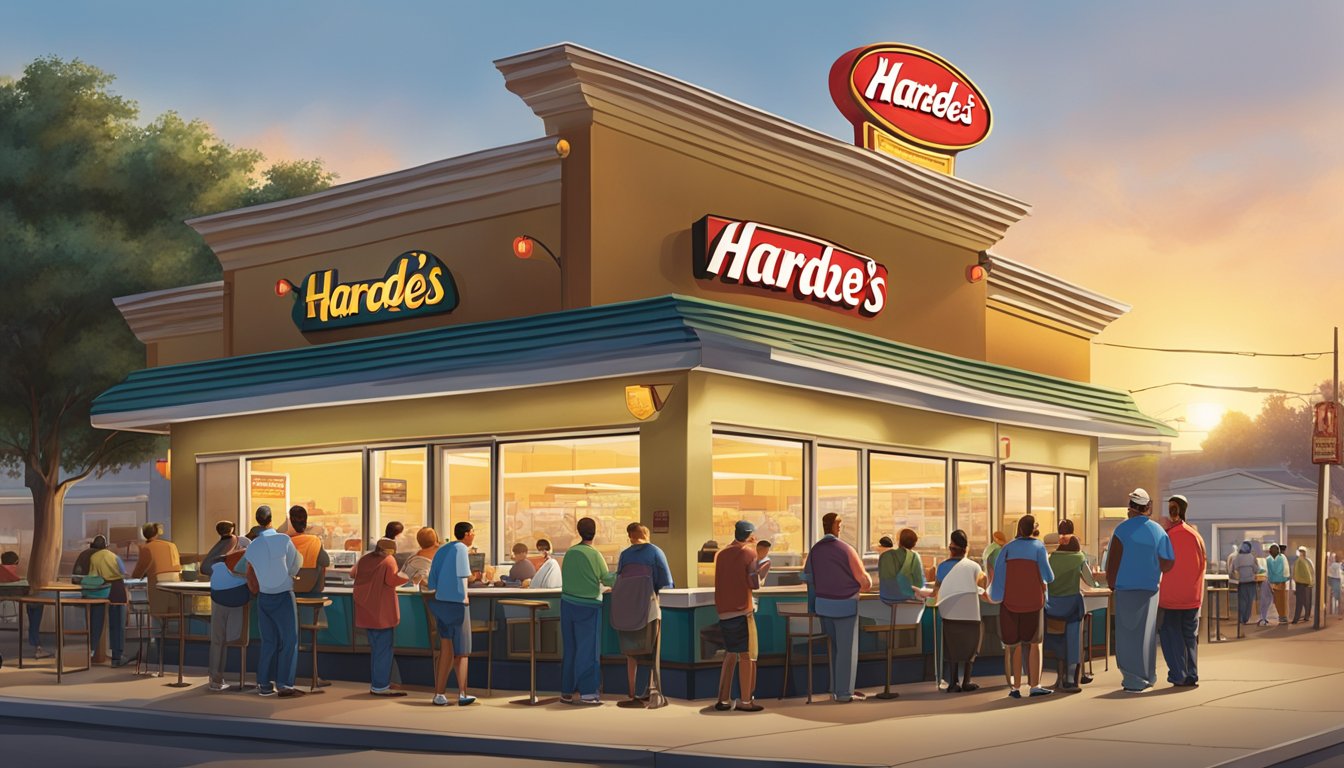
[560,517,617,704]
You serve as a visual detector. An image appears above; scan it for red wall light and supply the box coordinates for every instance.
[275,278,295,296]
[513,236,534,259]
[966,264,987,283]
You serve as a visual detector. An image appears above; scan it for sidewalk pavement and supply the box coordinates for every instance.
[2,617,1343,768]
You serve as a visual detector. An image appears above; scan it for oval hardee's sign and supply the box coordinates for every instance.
[829,43,991,153]
[283,250,459,332]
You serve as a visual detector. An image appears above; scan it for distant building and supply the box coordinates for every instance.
[1167,467,1343,569]
[0,463,170,576]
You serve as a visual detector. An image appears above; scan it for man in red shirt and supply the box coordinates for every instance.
[713,521,763,712]
[353,538,410,696]
[1158,494,1206,687]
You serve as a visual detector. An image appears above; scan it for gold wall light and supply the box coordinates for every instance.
[625,384,674,420]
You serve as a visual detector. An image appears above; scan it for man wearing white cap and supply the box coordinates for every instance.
[1105,488,1175,693]
[1292,546,1315,624]
[1158,495,1205,687]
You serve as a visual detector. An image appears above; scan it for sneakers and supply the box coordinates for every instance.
[458,695,477,706]
[946,682,962,693]
[33,647,52,660]
[559,695,575,705]
[1123,687,1146,694]
[432,694,451,706]
[370,688,407,697]
[850,691,868,701]
[1029,687,1053,697]
[961,682,980,692]
[277,687,307,698]
[258,687,277,697]
[575,696,601,706]
[208,681,233,692]
[1008,689,1022,699]
[1280,618,1289,624]
[1258,619,1269,626]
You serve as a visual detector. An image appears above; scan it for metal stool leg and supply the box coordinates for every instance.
[877,604,898,699]
[780,633,792,700]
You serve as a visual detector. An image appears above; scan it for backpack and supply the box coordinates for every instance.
[79,574,110,599]
[610,562,658,632]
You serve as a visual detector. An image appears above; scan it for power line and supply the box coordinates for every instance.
[1129,382,1319,395]
[1095,341,1330,359]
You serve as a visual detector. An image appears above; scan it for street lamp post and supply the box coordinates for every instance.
[1316,326,1338,630]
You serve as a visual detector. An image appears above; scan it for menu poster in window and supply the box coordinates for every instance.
[250,472,289,507]
[379,478,408,503]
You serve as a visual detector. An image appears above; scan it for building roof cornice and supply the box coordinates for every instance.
[985,252,1130,336]
[186,138,562,271]
[495,43,1031,252]
[113,281,224,344]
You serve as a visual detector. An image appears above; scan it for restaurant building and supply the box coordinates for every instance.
[92,44,1172,693]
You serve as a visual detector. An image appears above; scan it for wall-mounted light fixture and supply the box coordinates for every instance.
[966,252,994,283]
[154,450,171,480]
[625,384,674,421]
[512,234,561,268]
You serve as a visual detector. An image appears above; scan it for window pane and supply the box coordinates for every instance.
[440,446,493,562]
[1003,469,1028,540]
[502,435,640,568]
[198,460,240,553]
[1064,475,1087,549]
[247,452,363,554]
[372,448,427,555]
[869,454,946,552]
[1032,473,1058,533]
[955,462,992,559]
[818,446,861,552]
[712,434,805,560]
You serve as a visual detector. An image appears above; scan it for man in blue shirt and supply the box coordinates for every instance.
[427,521,476,707]
[1105,488,1175,693]
[240,505,303,697]
[614,522,674,706]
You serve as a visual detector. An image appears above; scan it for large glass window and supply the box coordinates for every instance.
[198,460,240,553]
[1003,469,1028,540]
[955,462,992,559]
[818,446,861,552]
[371,448,427,555]
[869,453,946,553]
[247,452,362,554]
[439,446,493,561]
[712,434,806,561]
[501,435,639,567]
[1064,474,1087,549]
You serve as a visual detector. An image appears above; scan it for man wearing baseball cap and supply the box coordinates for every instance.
[1158,494,1205,687]
[713,520,764,711]
[1105,488,1175,693]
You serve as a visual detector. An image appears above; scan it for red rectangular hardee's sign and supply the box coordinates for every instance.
[692,215,888,318]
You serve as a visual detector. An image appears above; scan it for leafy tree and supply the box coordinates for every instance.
[0,57,335,585]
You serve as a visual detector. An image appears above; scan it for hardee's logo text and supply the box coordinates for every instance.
[863,57,976,127]
[284,251,459,332]
[693,215,887,318]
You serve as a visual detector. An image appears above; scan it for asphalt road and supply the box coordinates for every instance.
[0,717,616,768]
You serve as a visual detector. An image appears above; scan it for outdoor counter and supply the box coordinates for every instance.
[153,582,1113,699]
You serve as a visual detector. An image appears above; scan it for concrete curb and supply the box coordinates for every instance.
[1209,723,1344,768]
[0,697,879,768]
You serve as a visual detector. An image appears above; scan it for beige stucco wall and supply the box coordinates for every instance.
[985,303,1092,382]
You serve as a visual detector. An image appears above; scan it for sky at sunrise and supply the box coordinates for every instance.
[5,0,1342,450]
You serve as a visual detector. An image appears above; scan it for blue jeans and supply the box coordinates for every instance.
[1236,583,1255,624]
[367,627,394,691]
[257,591,298,691]
[561,599,602,697]
[1115,589,1159,691]
[1158,607,1199,684]
[89,602,126,661]
[820,614,860,699]
[26,604,43,648]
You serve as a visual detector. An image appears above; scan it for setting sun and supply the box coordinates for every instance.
[1187,402,1227,432]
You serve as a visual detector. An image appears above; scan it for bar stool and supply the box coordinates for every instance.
[296,597,332,693]
[863,600,926,698]
[777,601,831,703]
[1205,586,1229,643]
[501,599,558,706]
[223,602,255,690]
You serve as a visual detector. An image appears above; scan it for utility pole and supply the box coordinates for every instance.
[1316,326,1337,630]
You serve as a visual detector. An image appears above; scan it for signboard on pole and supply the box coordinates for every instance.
[1312,402,1341,464]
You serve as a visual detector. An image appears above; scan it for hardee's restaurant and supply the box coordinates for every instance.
[92,42,1172,697]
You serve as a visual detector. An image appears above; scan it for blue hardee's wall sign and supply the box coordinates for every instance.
[281,251,459,332]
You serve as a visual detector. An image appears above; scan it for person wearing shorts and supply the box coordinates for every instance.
[714,520,763,711]
[990,514,1054,698]
[426,521,477,707]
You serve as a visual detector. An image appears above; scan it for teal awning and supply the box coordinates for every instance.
[92,294,1175,440]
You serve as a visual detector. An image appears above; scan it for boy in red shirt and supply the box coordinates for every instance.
[353,538,410,696]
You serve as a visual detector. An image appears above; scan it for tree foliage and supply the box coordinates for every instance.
[0,56,335,582]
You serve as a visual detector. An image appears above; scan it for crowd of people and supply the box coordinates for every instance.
[1,487,1334,707]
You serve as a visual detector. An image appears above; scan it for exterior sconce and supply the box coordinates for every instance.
[626,384,674,421]
[512,235,561,267]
